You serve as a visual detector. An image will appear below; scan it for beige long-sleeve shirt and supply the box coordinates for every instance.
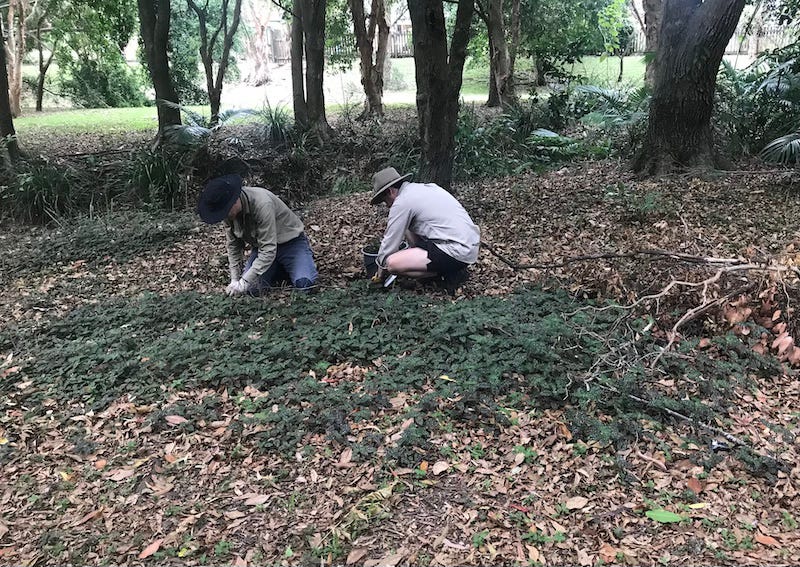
[224,186,305,284]
[377,181,480,267]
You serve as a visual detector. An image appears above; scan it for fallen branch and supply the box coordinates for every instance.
[481,242,746,271]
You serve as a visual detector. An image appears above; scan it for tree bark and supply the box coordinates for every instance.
[409,0,474,190]
[187,0,243,127]
[0,17,20,163]
[291,0,308,129]
[634,0,746,176]
[486,0,515,107]
[138,0,182,134]
[350,0,388,118]
[299,0,332,140]
[487,34,500,107]
[243,0,272,86]
[5,0,25,118]
[643,0,662,87]
[35,18,55,113]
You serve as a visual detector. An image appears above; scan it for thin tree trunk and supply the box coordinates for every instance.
[138,0,182,134]
[350,0,386,118]
[634,0,746,175]
[0,18,20,163]
[291,0,308,129]
[187,0,243,127]
[35,21,55,112]
[409,0,474,190]
[5,0,24,118]
[487,34,500,107]
[487,0,515,107]
[643,0,662,88]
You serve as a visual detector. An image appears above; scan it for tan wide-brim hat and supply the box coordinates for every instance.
[370,167,412,204]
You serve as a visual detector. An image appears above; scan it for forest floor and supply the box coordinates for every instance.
[1,138,800,566]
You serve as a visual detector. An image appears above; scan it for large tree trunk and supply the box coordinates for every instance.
[350,0,388,118]
[409,0,474,190]
[138,0,182,134]
[300,0,332,141]
[187,0,243,127]
[643,0,663,87]
[0,18,20,164]
[634,0,746,176]
[291,0,308,129]
[486,0,515,107]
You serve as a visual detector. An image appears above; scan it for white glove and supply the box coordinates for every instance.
[225,279,250,296]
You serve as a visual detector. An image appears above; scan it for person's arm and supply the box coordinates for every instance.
[376,199,412,269]
[225,224,245,282]
[240,199,277,285]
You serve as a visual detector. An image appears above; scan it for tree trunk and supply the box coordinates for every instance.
[409,0,474,190]
[187,0,243,127]
[243,0,272,86]
[6,0,24,118]
[291,0,308,129]
[300,0,332,140]
[487,35,500,107]
[138,0,182,134]
[643,0,662,88]
[0,17,20,164]
[350,0,387,118]
[486,0,515,107]
[35,21,55,113]
[634,0,746,176]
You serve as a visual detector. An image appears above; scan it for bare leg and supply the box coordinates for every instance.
[386,248,437,278]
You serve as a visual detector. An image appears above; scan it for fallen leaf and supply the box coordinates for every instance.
[107,469,135,482]
[244,494,269,506]
[72,508,104,527]
[755,533,780,547]
[419,460,429,472]
[431,461,449,475]
[598,543,617,563]
[339,447,353,465]
[686,477,703,494]
[565,496,589,510]
[347,548,368,564]
[645,509,683,523]
[94,459,107,470]
[165,415,188,426]
[138,538,163,559]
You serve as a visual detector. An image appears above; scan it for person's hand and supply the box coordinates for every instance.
[225,279,249,296]
[371,268,385,284]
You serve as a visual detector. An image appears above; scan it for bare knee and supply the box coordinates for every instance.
[385,254,401,274]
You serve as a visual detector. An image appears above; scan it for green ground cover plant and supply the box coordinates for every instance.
[0,281,778,466]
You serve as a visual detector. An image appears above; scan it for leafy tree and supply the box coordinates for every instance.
[54,1,144,108]
[476,0,518,107]
[169,3,207,104]
[186,0,244,127]
[597,0,633,82]
[635,0,746,175]
[518,0,606,85]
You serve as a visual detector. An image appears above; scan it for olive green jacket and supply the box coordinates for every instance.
[224,187,305,284]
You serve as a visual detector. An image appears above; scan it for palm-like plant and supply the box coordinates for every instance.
[157,100,255,148]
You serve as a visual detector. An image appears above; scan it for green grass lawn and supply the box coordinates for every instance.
[13,56,648,135]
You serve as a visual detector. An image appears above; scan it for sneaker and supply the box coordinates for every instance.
[442,268,469,296]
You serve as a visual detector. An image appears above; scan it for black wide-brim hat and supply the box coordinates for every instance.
[198,174,243,224]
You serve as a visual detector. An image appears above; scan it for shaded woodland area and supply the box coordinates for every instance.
[1,0,800,565]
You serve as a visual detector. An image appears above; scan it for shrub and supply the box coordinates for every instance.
[0,157,83,224]
[57,52,146,108]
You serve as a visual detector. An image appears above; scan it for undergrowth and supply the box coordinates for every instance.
[0,210,199,285]
[0,284,779,470]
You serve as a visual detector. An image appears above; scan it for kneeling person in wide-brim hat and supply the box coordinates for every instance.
[370,166,480,294]
[198,174,318,295]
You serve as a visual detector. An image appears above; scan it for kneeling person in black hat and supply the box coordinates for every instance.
[370,166,480,294]
[198,174,318,295]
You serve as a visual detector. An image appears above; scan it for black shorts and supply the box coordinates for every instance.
[418,239,468,276]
